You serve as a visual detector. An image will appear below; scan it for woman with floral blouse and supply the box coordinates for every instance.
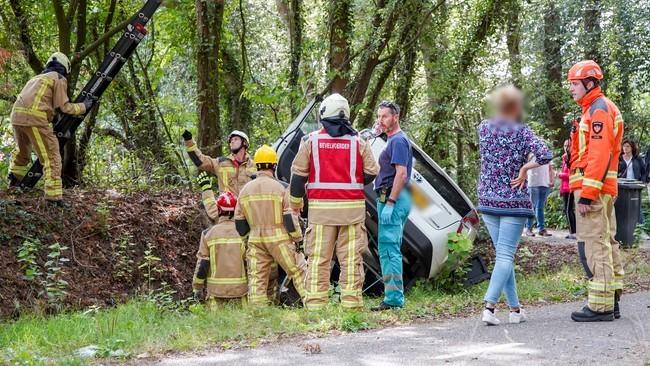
[477,85,552,325]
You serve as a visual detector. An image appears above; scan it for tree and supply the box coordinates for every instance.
[327,0,352,94]
[195,0,225,156]
[542,0,567,147]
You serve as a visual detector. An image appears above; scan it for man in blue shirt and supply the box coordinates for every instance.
[371,101,413,311]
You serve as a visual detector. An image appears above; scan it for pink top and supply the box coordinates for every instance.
[558,154,570,194]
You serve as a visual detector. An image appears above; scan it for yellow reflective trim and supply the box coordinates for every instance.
[588,294,614,305]
[10,164,29,176]
[207,277,247,285]
[207,238,243,246]
[290,195,303,204]
[569,174,583,184]
[310,224,323,295]
[203,196,216,207]
[614,114,623,135]
[248,228,290,244]
[12,107,47,118]
[248,244,258,299]
[582,178,603,189]
[309,200,365,209]
[588,281,614,292]
[31,127,52,181]
[193,277,205,285]
[340,289,362,296]
[240,194,282,224]
[605,171,617,180]
[31,76,53,113]
[209,246,217,279]
[347,224,355,291]
[186,144,198,152]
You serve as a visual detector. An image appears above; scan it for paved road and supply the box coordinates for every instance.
[155,291,650,366]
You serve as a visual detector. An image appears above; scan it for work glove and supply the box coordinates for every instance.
[193,288,205,302]
[83,98,93,111]
[380,203,394,225]
[182,130,193,141]
[196,171,212,191]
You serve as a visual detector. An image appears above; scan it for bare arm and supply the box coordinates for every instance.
[389,165,408,202]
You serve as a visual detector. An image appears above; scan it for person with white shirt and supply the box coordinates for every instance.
[525,159,555,237]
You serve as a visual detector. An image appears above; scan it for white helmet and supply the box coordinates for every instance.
[319,93,350,120]
[47,52,71,74]
[228,130,249,146]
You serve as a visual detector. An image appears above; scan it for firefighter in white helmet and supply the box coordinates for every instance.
[8,52,91,203]
[289,93,379,310]
[182,129,256,197]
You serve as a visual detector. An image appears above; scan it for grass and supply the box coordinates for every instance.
[0,265,597,366]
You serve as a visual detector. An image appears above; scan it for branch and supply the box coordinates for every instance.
[52,0,71,53]
[96,127,133,149]
[8,0,44,73]
[71,15,134,66]
[66,0,80,27]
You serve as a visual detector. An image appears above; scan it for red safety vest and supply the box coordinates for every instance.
[307,129,364,200]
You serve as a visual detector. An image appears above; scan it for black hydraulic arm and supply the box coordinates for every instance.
[18,0,163,189]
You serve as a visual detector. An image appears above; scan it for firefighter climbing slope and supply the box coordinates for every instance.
[9,52,91,204]
[234,145,307,305]
[183,130,257,197]
[567,60,625,322]
[192,184,248,304]
[289,93,378,310]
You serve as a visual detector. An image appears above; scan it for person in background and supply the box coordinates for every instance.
[645,147,650,203]
[477,85,552,325]
[525,161,555,237]
[618,140,645,181]
[618,139,646,223]
[558,139,577,239]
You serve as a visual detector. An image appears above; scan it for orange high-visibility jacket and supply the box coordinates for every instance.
[569,87,624,202]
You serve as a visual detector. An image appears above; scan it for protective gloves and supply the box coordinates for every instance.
[380,203,394,225]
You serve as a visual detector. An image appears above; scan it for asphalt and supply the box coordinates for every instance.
[154,291,650,366]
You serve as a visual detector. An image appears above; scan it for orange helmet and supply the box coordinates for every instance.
[567,60,603,81]
[217,191,237,212]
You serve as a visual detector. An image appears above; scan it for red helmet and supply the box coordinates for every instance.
[217,191,237,212]
[567,60,603,81]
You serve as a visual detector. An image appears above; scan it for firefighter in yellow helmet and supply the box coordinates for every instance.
[182,129,256,197]
[234,145,306,305]
[9,52,91,203]
[289,93,379,310]
[192,190,247,303]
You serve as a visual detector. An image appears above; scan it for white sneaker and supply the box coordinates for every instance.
[482,309,500,325]
[509,309,527,324]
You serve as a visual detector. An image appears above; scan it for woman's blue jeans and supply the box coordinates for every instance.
[482,214,526,308]
[527,186,550,230]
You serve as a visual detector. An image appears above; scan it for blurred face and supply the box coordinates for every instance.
[569,80,588,102]
[623,142,632,155]
[377,107,399,133]
[230,136,243,151]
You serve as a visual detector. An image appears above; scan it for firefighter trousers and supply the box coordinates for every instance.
[574,190,624,312]
[10,125,62,200]
[304,222,368,310]
[377,190,412,307]
[246,240,306,305]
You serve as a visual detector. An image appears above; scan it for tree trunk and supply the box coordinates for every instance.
[394,44,417,120]
[278,0,303,114]
[195,0,225,156]
[327,0,352,94]
[506,0,522,87]
[221,46,252,133]
[543,1,566,148]
[583,0,603,65]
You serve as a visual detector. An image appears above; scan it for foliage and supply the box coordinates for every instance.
[17,239,69,310]
[434,232,474,291]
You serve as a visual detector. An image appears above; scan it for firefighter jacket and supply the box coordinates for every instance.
[234,171,303,244]
[192,215,248,298]
[289,129,378,225]
[11,71,86,127]
[185,139,256,196]
[569,87,624,202]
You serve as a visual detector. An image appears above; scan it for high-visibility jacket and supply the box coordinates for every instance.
[569,87,624,202]
[192,216,247,298]
[11,71,86,127]
[185,139,256,196]
[290,129,378,225]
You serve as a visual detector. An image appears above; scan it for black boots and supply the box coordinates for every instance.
[371,302,402,311]
[571,305,614,322]
[8,173,19,188]
[614,292,621,319]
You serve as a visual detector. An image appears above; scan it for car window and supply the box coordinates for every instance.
[411,148,472,217]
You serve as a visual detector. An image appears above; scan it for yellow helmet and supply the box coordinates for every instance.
[254,145,278,167]
[47,52,71,74]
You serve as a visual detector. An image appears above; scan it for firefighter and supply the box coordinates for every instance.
[289,93,379,310]
[192,188,247,303]
[567,60,625,322]
[8,52,91,203]
[182,129,256,197]
[234,145,306,306]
